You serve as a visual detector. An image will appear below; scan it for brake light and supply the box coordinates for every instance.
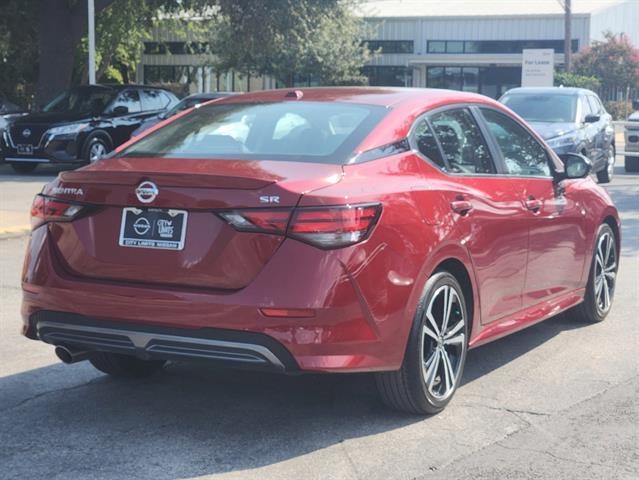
[289,204,381,248]
[217,209,291,234]
[30,194,85,229]
[217,203,381,249]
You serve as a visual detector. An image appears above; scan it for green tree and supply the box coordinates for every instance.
[554,71,601,91]
[0,1,39,106]
[212,0,370,87]
[573,31,639,91]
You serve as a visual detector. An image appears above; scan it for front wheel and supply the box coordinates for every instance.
[596,145,615,183]
[83,137,110,163]
[567,223,618,323]
[376,271,468,415]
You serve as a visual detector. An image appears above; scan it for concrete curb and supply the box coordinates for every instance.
[0,224,30,240]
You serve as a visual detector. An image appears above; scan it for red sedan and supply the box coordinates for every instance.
[21,88,620,414]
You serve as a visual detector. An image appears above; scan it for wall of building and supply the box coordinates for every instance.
[589,1,639,44]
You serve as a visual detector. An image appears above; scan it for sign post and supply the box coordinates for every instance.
[88,0,96,84]
[521,49,554,87]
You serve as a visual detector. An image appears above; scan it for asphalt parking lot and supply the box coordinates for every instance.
[0,156,637,480]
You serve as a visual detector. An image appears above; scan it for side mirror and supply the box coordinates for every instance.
[584,114,600,123]
[112,105,129,115]
[633,99,639,111]
[558,153,592,180]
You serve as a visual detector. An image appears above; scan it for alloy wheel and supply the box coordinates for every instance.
[421,284,466,401]
[594,231,617,314]
[90,142,107,162]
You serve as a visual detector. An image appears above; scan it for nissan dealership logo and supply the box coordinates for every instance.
[135,181,158,203]
[22,128,32,138]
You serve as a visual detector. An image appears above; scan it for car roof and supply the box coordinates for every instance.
[212,87,495,110]
[504,87,596,96]
[71,84,170,92]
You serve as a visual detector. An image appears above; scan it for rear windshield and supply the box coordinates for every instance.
[120,101,387,164]
[501,94,577,123]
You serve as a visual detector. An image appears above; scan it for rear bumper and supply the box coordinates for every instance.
[31,311,299,373]
[21,225,417,373]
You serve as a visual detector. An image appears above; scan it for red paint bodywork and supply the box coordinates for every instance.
[21,88,620,372]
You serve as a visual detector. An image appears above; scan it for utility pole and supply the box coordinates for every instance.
[88,0,96,84]
[564,0,572,72]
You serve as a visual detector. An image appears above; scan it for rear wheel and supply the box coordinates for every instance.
[596,145,615,183]
[90,352,166,378]
[625,155,639,173]
[567,224,618,323]
[376,271,468,415]
[10,163,38,174]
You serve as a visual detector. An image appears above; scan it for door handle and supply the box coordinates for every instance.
[451,200,473,215]
[525,197,542,212]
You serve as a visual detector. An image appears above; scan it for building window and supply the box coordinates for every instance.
[427,39,579,54]
[427,66,521,99]
[144,42,211,55]
[364,40,414,54]
[362,66,412,87]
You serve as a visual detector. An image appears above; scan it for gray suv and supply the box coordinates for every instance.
[624,100,639,172]
[500,87,615,183]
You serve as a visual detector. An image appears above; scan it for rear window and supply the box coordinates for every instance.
[120,101,387,163]
[501,93,577,123]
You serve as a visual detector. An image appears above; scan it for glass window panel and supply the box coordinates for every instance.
[430,109,495,174]
[447,41,464,53]
[428,41,446,53]
[427,67,445,89]
[444,67,463,91]
[481,108,551,177]
[413,118,446,169]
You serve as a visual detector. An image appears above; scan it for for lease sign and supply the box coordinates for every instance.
[521,49,554,87]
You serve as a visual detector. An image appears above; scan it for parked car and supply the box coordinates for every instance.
[130,92,236,138]
[0,84,178,174]
[22,88,619,415]
[500,87,615,183]
[624,99,639,172]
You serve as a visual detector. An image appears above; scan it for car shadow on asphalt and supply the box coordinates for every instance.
[0,311,592,478]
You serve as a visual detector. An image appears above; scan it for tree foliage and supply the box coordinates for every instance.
[554,71,601,91]
[573,31,639,90]
[212,0,370,87]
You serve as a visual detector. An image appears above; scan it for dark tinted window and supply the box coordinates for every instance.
[362,66,412,87]
[430,109,495,174]
[121,102,387,164]
[141,89,167,111]
[43,87,115,114]
[109,90,141,114]
[413,118,446,169]
[481,108,551,176]
[428,39,579,54]
[501,93,577,123]
[364,40,413,54]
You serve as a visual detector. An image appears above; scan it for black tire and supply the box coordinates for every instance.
[10,162,38,174]
[90,352,166,378]
[625,155,639,173]
[567,223,618,323]
[82,136,110,163]
[375,271,469,415]
[596,145,614,183]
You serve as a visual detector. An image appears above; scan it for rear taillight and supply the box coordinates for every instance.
[217,203,381,249]
[30,194,85,229]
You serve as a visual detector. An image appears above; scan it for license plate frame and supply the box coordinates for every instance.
[118,207,188,251]
[17,144,34,155]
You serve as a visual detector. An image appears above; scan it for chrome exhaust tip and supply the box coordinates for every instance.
[55,345,90,364]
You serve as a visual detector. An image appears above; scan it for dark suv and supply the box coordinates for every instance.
[0,84,178,173]
[500,87,615,183]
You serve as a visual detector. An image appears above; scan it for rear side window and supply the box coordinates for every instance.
[141,89,168,111]
[412,118,446,169]
[430,108,496,174]
[120,102,388,164]
[481,108,551,177]
[109,90,141,114]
